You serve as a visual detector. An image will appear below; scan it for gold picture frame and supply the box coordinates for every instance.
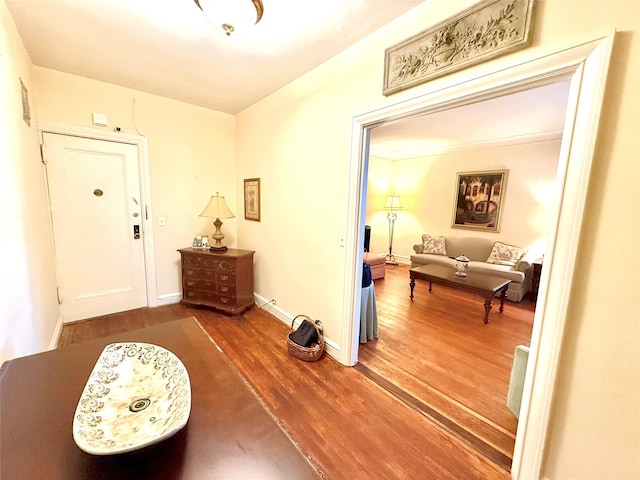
[243,178,261,222]
[383,0,535,96]
[20,78,30,127]
[452,169,508,232]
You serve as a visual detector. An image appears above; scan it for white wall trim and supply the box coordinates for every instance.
[157,293,182,306]
[38,121,158,310]
[370,129,564,160]
[48,314,64,350]
[344,34,615,480]
[254,293,340,359]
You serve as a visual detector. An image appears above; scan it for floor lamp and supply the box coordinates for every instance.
[384,194,402,264]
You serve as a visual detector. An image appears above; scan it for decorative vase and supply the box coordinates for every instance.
[454,255,470,276]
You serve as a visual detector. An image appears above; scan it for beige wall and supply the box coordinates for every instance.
[236,1,639,478]
[0,1,59,364]
[32,68,237,300]
[366,139,561,261]
[2,0,638,477]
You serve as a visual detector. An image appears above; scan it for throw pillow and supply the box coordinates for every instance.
[487,242,527,266]
[422,234,447,256]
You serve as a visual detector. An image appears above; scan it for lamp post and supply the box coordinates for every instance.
[384,194,402,264]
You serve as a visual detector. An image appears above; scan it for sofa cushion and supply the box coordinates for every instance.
[445,236,495,261]
[468,262,526,282]
[487,242,527,267]
[421,234,447,256]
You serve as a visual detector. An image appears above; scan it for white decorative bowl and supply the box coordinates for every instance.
[72,342,191,455]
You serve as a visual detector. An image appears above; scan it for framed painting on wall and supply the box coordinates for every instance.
[20,78,30,127]
[452,170,508,232]
[243,178,260,222]
[382,0,535,96]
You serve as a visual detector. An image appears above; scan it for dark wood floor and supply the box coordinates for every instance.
[358,264,534,469]
[59,303,511,479]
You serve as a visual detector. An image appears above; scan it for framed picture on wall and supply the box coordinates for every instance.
[243,178,260,222]
[20,78,30,127]
[451,170,508,232]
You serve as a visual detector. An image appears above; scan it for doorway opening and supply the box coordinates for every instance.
[342,35,614,479]
[356,80,570,470]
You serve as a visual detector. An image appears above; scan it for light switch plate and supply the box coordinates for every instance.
[92,113,108,127]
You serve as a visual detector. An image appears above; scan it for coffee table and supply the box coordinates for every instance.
[0,317,319,479]
[409,264,511,324]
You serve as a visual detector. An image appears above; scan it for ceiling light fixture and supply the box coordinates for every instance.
[194,0,264,36]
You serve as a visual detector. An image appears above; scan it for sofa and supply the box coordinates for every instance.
[411,234,534,302]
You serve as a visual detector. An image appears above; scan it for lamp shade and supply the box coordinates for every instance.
[194,0,264,36]
[199,193,235,219]
[384,195,403,211]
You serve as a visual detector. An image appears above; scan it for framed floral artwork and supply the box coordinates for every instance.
[383,0,535,95]
[243,178,260,222]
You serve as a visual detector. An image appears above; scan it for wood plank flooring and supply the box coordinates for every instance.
[59,302,512,479]
[358,264,534,469]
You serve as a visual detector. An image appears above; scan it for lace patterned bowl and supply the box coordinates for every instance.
[72,342,191,455]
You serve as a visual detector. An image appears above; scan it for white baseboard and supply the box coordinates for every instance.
[371,252,411,266]
[253,293,340,359]
[157,292,182,306]
[48,314,64,350]
[396,256,411,266]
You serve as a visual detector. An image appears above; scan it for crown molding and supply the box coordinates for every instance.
[370,129,564,160]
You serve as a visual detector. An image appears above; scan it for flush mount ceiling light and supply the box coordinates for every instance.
[194,0,264,36]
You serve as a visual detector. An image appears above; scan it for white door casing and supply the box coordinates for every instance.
[343,34,614,479]
[43,132,148,321]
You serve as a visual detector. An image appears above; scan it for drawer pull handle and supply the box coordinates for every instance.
[221,274,229,281]
[220,286,229,292]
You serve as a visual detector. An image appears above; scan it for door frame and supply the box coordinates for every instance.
[40,121,158,314]
[341,33,614,479]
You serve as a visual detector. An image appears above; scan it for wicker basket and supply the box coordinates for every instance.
[287,315,324,362]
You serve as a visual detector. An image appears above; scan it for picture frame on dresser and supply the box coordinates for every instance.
[244,178,260,222]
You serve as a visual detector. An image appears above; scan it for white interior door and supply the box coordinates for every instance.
[43,132,147,322]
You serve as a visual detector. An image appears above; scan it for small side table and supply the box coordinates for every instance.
[531,259,543,302]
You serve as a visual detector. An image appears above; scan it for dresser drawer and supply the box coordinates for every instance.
[183,278,215,290]
[215,271,235,284]
[184,254,234,270]
[183,266,205,280]
[201,257,235,272]
[215,282,236,296]
[183,288,234,306]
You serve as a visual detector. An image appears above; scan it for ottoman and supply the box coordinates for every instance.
[363,252,386,280]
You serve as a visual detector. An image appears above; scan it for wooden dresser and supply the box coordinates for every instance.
[178,248,255,315]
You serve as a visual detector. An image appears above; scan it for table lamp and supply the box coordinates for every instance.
[199,192,235,252]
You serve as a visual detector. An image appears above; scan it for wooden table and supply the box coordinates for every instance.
[0,318,319,479]
[409,264,511,324]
